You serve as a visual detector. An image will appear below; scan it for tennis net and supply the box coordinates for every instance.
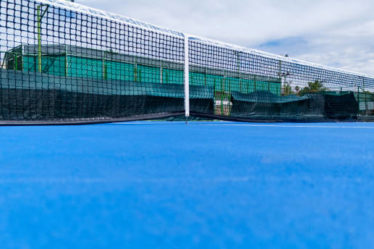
[1,0,373,124]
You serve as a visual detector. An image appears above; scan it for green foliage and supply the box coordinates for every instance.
[283,83,294,96]
[299,80,328,96]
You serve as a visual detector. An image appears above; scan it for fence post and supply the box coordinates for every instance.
[160,62,163,84]
[357,86,360,114]
[363,77,368,115]
[184,34,190,118]
[65,45,68,77]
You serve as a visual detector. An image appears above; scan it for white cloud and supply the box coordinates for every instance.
[78,0,374,75]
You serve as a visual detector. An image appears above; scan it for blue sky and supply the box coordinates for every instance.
[78,0,374,74]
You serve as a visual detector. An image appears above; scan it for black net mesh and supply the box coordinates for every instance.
[0,0,373,124]
[188,38,374,122]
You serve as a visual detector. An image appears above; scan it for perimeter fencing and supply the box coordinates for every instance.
[1,0,374,124]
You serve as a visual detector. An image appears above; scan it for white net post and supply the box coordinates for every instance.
[184,35,190,118]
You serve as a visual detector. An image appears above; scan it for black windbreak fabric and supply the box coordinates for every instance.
[324,93,358,120]
[230,91,311,120]
[0,69,213,122]
[228,91,359,121]
[0,70,364,124]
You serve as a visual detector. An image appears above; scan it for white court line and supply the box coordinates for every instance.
[0,176,367,184]
[109,122,374,129]
[199,123,374,129]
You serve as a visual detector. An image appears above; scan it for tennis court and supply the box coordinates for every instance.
[0,121,373,248]
[1,0,374,248]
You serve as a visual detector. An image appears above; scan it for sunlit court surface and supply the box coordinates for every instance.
[0,121,373,248]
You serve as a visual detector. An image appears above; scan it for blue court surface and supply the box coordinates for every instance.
[0,121,374,249]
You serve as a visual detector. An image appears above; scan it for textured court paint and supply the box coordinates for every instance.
[0,122,373,249]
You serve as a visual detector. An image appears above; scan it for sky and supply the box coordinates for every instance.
[77,0,374,76]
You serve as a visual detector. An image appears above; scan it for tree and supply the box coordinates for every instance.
[299,80,328,96]
[283,83,294,96]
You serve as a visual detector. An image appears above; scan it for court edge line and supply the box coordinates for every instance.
[110,122,374,129]
[0,175,369,184]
